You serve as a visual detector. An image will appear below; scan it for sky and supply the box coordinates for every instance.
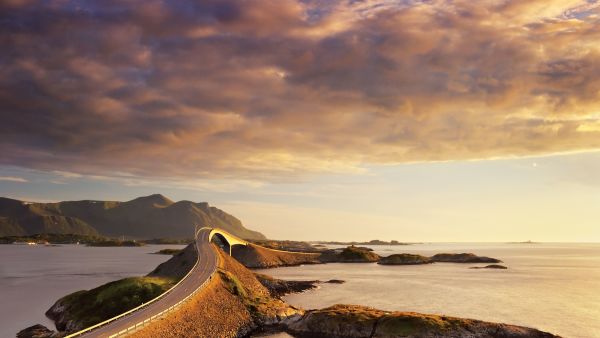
[1,0,600,241]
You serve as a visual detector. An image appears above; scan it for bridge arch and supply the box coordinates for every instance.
[207,228,248,255]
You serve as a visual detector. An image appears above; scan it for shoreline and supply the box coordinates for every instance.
[18,240,562,338]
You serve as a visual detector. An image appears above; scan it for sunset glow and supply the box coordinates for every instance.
[2,0,600,241]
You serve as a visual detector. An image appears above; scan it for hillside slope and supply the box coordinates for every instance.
[0,195,265,240]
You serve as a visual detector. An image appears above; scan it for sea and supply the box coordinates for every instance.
[253,243,600,338]
[0,243,185,338]
[1,243,599,338]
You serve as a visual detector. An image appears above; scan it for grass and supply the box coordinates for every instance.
[377,314,450,335]
[51,276,176,328]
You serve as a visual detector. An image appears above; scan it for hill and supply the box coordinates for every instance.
[0,194,266,240]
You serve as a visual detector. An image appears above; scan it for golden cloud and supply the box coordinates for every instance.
[0,0,599,180]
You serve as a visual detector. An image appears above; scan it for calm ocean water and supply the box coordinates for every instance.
[254,243,600,338]
[0,244,185,338]
[1,243,599,338]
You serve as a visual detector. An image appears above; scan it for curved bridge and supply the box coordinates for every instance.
[66,226,251,338]
[208,228,248,255]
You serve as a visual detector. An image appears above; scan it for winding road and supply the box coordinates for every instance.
[68,227,223,338]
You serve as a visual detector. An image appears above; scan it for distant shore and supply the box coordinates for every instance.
[0,233,192,247]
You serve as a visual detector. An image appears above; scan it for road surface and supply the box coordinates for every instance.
[78,227,218,338]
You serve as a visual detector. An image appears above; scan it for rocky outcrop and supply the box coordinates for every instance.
[285,304,559,338]
[232,244,321,268]
[430,253,502,263]
[470,264,508,269]
[255,274,319,297]
[16,324,56,338]
[326,279,346,284]
[319,246,380,263]
[45,291,87,332]
[378,254,433,265]
[46,276,175,333]
[148,243,197,280]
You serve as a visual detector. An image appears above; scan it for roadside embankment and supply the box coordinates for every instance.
[130,244,303,338]
[232,243,321,268]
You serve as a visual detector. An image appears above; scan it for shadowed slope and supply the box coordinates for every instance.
[0,195,266,239]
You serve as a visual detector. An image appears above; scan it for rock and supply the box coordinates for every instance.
[378,254,433,265]
[45,292,85,332]
[148,243,197,279]
[430,253,502,263]
[470,264,508,269]
[319,246,380,263]
[255,273,318,297]
[286,304,560,338]
[16,324,56,338]
[152,248,182,255]
[326,279,346,284]
[287,304,384,337]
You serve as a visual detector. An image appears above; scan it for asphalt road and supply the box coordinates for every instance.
[81,227,218,338]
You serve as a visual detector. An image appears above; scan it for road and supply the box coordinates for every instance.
[78,227,218,338]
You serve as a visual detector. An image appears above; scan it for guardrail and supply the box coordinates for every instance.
[107,254,218,338]
[61,226,305,338]
[64,226,214,338]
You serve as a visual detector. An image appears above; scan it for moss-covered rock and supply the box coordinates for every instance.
[288,304,384,337]
[430,253,502,263]
[286,304,559,338]
[378,254,433,265]
[319,246,380,263]
[45,276,175,332]
[153,248,183,255]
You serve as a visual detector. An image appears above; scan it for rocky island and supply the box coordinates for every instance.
[470,264,508,270]
[430,253,502,263]
[378,254,433,265]
[319,246,381,263]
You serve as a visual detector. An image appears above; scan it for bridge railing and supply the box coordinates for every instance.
[64,226,212,338]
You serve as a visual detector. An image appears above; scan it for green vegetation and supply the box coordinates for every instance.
[219,270,248,299]
[47,276,176,330]
[376,312,458,336]
[154,248,183,255]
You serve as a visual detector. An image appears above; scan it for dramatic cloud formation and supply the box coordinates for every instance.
[1,0,600,181]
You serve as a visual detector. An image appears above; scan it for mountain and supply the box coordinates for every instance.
[0,194,266,240]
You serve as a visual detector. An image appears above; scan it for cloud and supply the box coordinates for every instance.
[0,176,28,183]
[1,0,599,181]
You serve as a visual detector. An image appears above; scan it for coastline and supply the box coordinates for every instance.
[19,241,563,338]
